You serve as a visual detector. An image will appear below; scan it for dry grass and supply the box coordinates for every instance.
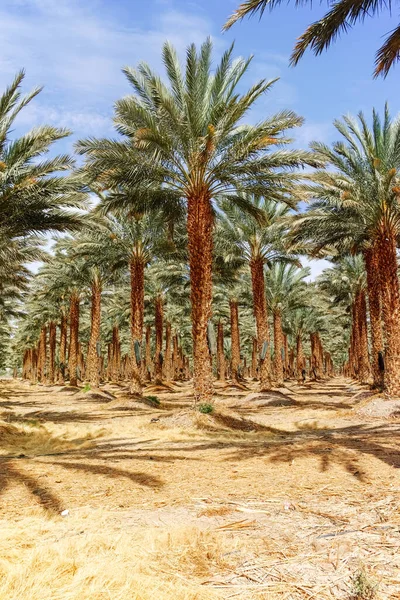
[1,377,400,599]
[0,419,105,458]
[0,512,230,599]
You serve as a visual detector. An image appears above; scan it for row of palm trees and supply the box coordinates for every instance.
[1,42,400,400]
[16,228,339,393]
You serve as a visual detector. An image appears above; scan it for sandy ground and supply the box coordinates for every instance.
[1,377,400,599]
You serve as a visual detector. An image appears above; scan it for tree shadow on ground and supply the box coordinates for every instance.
[222,422,400,481]
[0,424,165,515]
[212,412,276,432]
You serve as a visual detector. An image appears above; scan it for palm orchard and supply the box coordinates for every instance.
[3,43,400,402]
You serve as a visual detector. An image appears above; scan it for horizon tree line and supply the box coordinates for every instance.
[0,42,398,402]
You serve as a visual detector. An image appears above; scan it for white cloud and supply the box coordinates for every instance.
[0,0,221,141]
[15,103,113,135]
[296,122,335,147]
[0,0,217,95]
[302,257,331,282]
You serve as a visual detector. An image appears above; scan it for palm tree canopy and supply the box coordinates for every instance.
[317,255,366,308]
[224,0,400,77]
[289,105,400,256]
[217,195,297,264]
[1,72,87,241]
[265,262,310,314]
[77,38,319,216]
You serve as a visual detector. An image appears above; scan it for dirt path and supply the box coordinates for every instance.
[1,377,400,599]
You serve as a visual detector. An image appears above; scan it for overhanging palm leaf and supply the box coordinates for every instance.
[224,0,399,77]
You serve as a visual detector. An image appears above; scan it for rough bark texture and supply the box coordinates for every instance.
[187,192,214,402]
[376,231,400,396]
[251,337,258,379]
[48,321,57,384]
[87,279,102,388]
[154,295,164,383]
[68,293,80,387]
[283,334,288,377]
[273,309,284,386]
[58,313,67,384]
[296,334,305,381]
[356,290,371,384]
[145,325,152,381]
[129,257,145,395]
[111,326,121,382]
[37,326,47,383]
[364,248,384,388]
[173,334,179,380]
[164,321,172,381]
[78,343,85,382]
[289,347,295,378]
[217,320,226,382]
[250,258,272,390]
[229,300,241,382]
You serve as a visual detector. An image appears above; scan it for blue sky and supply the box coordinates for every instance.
[1,0,399,277]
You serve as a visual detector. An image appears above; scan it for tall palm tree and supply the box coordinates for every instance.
[219,196,298,390]
[77,39,318,402]
[318,256,371,384]
[285,303,326,381]
[68,222,125,388]
[289,106,400,396]
[36,248,90,387]
[224,0,400,77]
[265,263,310,385]
[80,207,173,395]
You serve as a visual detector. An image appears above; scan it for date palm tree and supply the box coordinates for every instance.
[67,222,126,389]
[79,206,174,396]
[218,196,298,390]
[318,256,371,384]
[265,263,310,385]
[35,248,90,387]
[77,38,319,402]
[289,106,400,396]
[224,0,400,77]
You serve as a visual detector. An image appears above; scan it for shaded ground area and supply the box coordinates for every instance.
[0,377,400,599]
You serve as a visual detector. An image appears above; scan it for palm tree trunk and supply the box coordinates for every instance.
[68,292,80,387]
[58,312,67,384]
[376,231,400,396]
[48,321,57,384]
[289,347,295,378]
[154,295,164,383]
[173,334,179,380]
[351,300,360,379]
[217,320,226,382]
[273,309,284,386]
[356,290,371,384]
[283,334,288,378]
[364,248,384,388]
[78,343,85,382]
[110,325,121,382]
[129,257,144,396]
[296,334,304,382]
[250,257,272,390]
[38,325,47,384]
[251,337,258,379]
[145,325,152,381]
[187,192,214,402]
[229,299,241,382]
[86,278,102,388]
[164,321,172,381]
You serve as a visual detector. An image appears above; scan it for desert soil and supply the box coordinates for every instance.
[1,376,400,599]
